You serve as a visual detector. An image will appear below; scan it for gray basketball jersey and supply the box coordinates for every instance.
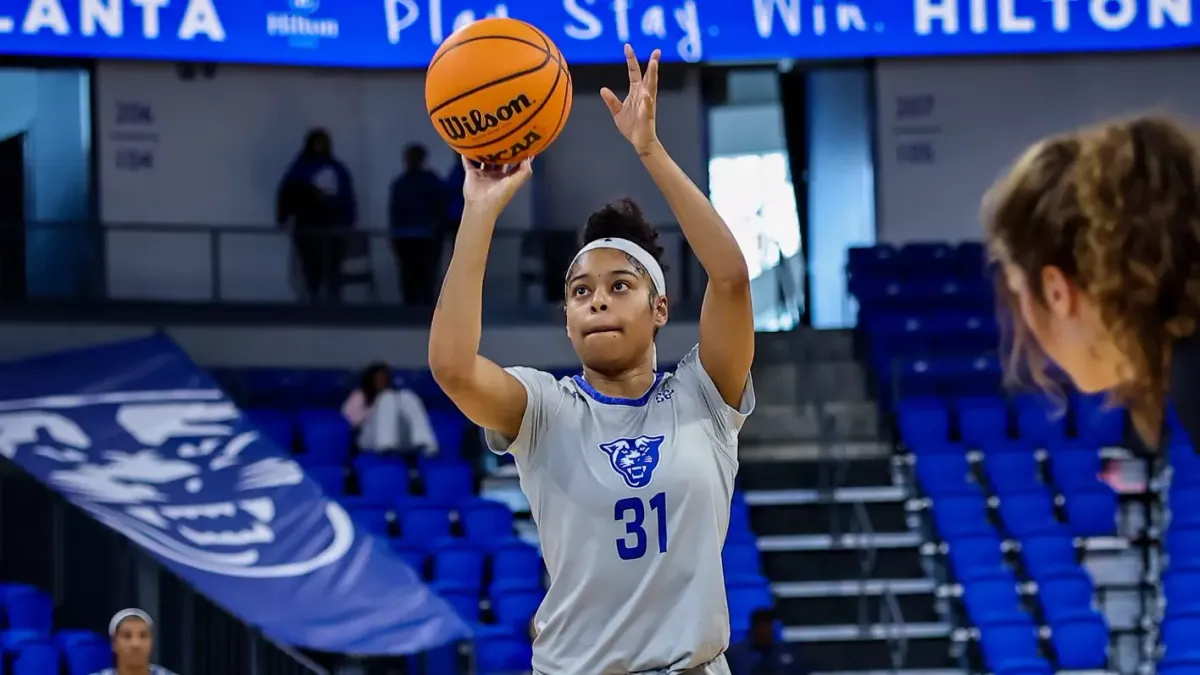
[486,345,755,675]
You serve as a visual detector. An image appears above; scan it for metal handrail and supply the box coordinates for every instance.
[2,220,704,309]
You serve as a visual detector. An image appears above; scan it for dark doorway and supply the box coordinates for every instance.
[0,133,27,300]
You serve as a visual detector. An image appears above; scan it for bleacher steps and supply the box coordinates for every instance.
[740,455,894,487]
[775,587,942,626]
[796,633,958,671]
[742,452,955,671]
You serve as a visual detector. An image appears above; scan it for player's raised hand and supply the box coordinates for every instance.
[600,45,660,154]
[461,156,533,219]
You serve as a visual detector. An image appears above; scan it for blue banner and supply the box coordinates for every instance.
[0,336,471,655]
[0,0,1193,68]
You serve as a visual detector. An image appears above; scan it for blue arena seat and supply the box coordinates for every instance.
[1018,535,1077,581]
[490,540,543,591]
[491,585,544,632]
[399,502,453,541]
[423,462,475,506]
[947,535,1008,582]
[1047,448,1103,495]
[475,626,533,675]
[2,586,53,635]
[931,495,993,540]
[1061,488,1117,537]
[12,640,58,675]
[63,637,110,675]
[721,542,764,584]
[297,409,351,463]
[346,506,391,537]
[727,581,774,638]
[432,540,486,591]
[914,454,977,497]
[997,491,1061,538]
[1013,395,1066,444]
[1037,573,1095,624]
[431,581,481,622]
[459,499,515,544]
[390,541,428,576]
[962,579,1023,625]
[357,463,410,506]
[1073,393,1125,446]
[429,409,468,458]
[958,397,1008,446]
[1049,612,1108,669]
[247,409,295,450]
[982,451,1041,495]
[304,465,346,497]
[977,618,1047,673]
[898,399,951,448]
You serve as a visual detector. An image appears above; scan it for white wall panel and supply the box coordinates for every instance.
[96,61,708,304]
[875,53,1200,244]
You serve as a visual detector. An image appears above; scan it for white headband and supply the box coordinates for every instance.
[568,238,667,297]
[109,608,153,637]
[568,237,665,370]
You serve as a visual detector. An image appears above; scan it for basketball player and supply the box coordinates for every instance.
[984,115,1200,451]
[428,45,754,675]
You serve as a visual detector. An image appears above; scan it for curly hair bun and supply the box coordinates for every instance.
[581,198,667,270]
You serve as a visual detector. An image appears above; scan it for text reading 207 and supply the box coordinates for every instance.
[614,492,668,560]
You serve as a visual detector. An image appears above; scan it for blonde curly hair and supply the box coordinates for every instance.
[984,116,1200,446]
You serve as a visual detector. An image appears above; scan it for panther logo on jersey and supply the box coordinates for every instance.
[599,434,665,489]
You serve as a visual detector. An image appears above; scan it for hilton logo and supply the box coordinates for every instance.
[437,94,534,141]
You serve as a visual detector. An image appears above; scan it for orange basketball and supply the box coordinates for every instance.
[425,18,572,165]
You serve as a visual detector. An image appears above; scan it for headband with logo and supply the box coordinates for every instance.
[567,237,666,370]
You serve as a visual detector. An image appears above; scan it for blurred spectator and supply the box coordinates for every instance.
[342,362,438,460]
[389,143,449,306]
[91,608,177,675]
[277,128,357,302]
[727,609,807,675]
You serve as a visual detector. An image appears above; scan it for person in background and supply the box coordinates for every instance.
[277,128,357,302]
[727,609,808,675]
[444,156,467,233]
[389,143,449,306]
[90,608,177,675]
[342,362,438,461]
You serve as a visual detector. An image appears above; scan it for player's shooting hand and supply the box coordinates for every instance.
[461,156,533,219]
[601,45,660,155]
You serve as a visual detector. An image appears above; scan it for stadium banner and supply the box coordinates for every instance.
[0,0,1193,68]
[0,335,471,654]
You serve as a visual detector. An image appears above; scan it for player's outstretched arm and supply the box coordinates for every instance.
[429,158,533,440]
[601,45,754,407]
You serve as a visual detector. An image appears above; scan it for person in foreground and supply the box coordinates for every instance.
[91,608,177,675]
[429,45,755,675]
[984,115,1200,451]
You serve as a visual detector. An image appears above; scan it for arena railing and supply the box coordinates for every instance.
[2,221,704,322]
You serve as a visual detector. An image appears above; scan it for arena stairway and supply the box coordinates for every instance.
[740,331,960,674]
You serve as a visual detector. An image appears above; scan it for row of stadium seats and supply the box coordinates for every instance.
[0,584,110,674]
[848,241,986,280]
[849,244,1114,672]
[249,407,472,462]
[898,393,1128,449]
[914,445,1111,671]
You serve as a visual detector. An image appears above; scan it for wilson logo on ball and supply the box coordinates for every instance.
[437,94,534,140]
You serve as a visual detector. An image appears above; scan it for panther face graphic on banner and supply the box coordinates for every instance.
[0,391,355,578]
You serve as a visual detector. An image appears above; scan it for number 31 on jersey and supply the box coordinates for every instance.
[613,492,668,560]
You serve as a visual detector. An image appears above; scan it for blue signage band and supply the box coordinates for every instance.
[0,0,1193,68]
